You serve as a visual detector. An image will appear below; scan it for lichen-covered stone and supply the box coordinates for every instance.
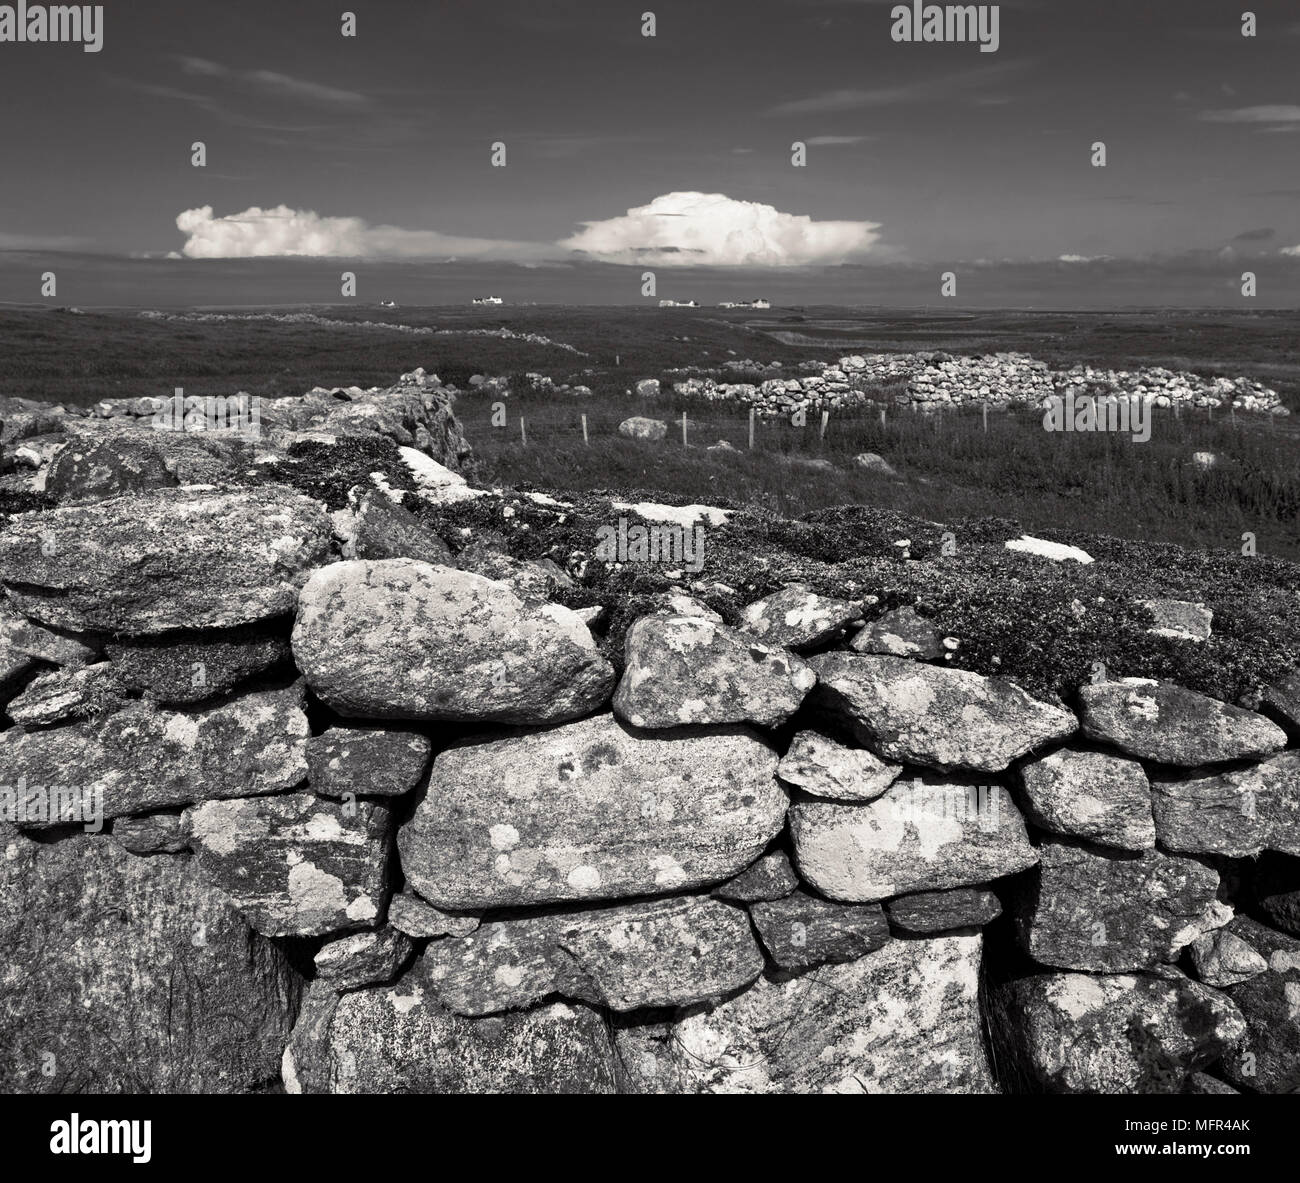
[850,605,943,659]
[749,890,890,971]
[398,713,786,909]
[5,663,124,727]
[809,653,1077,772]
[0,486,333,633]
[885,887,1003,934]
[419,895,763,1015]
[1216,916,1300,1093]
[388,891,480,939]
[1078,678,1287,766]
[306,725,431,798]
[1017,842,1227,971]
[736,583,862,651]
[614,614,816,729]
[616,934,995,1094]
[777,729,901,803]
[314,928,414,992]
[346,487,452,565]
[105,622,291,706]
[993,971,1246,1094]
[1188,928,1269,988]
[789,776,1037,902]
[292,559,615,724]
[1,683,309,828]
[110,810,191,855]
[282,978,617,1094]
[1150,753,1300,858]
[0,605,100,667]
[712,849,799,903]
[1017,747,1155,851]
[185,792,393,938]
[0,828,301,1092]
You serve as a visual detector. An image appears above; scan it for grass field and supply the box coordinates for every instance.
[1,304,1296,557]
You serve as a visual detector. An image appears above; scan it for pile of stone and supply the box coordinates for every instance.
[1,378,1298,1096]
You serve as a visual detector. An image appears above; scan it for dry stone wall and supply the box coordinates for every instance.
[660,351,1287,417]
[1,378,1298,1095]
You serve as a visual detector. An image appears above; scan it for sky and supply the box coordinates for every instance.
[1,0,1299,306]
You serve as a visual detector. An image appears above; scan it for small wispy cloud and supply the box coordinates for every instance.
[804,135,874,146]
[766,60,1028,116]
[175,55,370,108]
[1199,105,1300,124]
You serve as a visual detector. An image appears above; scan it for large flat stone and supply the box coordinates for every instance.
[1017,842,1227,971]
[292,559,615,724]
[1078,678,1286,766]
[0,683,309,828]
[282,978,617,1094]
[0,486,333,633]
[1017,746,1155,851]
[615,934,996,1094]
[418,895,763,1015]
[186,792,394,938]
[789,776,1037,902]
[808,653,1077,772]
[398,713,786,909]
[0,828,301,1092]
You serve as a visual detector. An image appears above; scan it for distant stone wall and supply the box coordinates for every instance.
[661,351,1287,418]
[0,384,1297,1095]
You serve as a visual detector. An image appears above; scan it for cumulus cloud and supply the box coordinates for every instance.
[1058,254,1111,263]
[559,192,881,266]
[175,205,552,260]
[1283,245,1300,257]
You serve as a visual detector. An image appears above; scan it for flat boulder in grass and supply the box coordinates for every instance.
[1216,916,1300,1094]
[306,725,432,798]
[992,971,1247,1094]
[0,683,309,828]
[185,792,394,938]
[749,890,891,972]
[0,486,333,634]
[282,979,617,1095]
[885,887,1003,934]
[1017,842,1228,972]
[419,895,763,1016]
[44,435,178,503]
[292,559,615,724]
[617,416,667,441]
[809,653,1077,772]
[0,829,301,1093]
[614,615,816,729]
[1078,678,1287,766]
[735,583,862,651]
[777,729,901,802]
[398,713,786,910]
[788,776,1038,903]
[1017,747,1156,851]
[615,934,995,1094]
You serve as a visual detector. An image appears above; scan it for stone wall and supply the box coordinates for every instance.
[1,383,1297,1095]
[658,352,1287,418]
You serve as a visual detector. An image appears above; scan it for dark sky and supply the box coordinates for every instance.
[1,0,1298,305]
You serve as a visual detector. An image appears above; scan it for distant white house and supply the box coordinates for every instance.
[658,299,698,308]
[379,299,398,308]
[472,296,504,305]
[717,298,771,309]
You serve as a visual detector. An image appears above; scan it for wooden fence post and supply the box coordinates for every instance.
[749,406,756,450]
[581,413,588,446]
[520,417,527,447]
